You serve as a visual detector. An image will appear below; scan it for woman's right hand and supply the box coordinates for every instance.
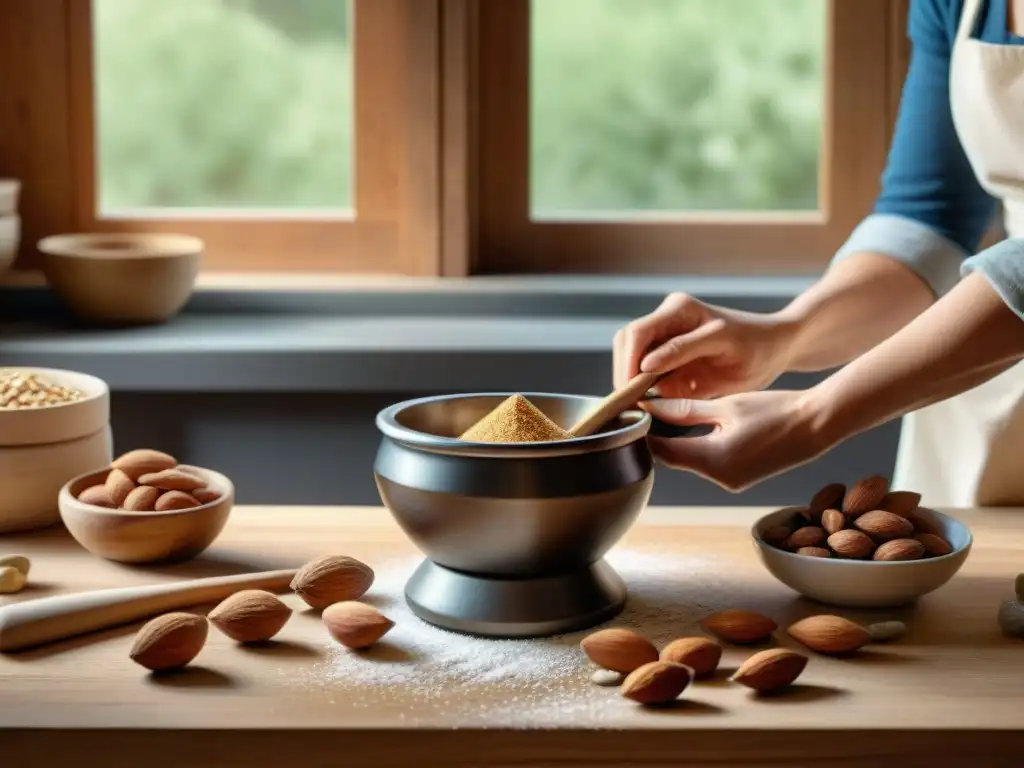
[613,293,799,399]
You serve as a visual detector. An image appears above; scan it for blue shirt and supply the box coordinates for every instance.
[835,0,1024,318]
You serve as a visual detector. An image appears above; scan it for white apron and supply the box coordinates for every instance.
[892,0,1024,507]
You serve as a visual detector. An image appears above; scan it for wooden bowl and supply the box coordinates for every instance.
[37,233,202,325]
[59,464,235,564]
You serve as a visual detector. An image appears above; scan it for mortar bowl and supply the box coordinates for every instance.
[374,393,654,580]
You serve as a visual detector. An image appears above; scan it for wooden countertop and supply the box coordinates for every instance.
[1,506,1022,767]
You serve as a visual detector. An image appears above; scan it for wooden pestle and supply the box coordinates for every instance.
[569,372,664,437]
[0,568,297,652]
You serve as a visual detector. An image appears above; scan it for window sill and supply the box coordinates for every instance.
[0,274,815,392]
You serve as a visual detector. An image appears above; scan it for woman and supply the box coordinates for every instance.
[614,0,1024,507]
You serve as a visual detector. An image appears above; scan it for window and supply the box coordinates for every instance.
[0,1,906,279]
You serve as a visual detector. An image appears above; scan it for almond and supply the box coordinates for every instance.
[905,507,943,536]
[129,612,208,671]
[914,532,953,557]
[998,600,1024,639]
[827,529,876,559]
[112,449,177,481]
[122,485,161,512]
[621,661,692,705]
[78,484,116,508]
[208,589,293,643]
[787,615,869,655]
[867,620,906,643]
[192,488,222,505]
[154,490,201,511]
[138,468,206,492]
[783,526,826,551]
[796,546,831,558]
[730,648,808,692]
[659,636,722,678]
[854,510,914,541]
[700,609,777,644]
[581,628,659,673]
[842,474,889,518]
[878,490,922,517]
[105,468,136,507]
[821,508,845,536]
[762,524,791,547]
[809,483,845,520]
[291,555,375,609]
[322,601,394,649]
[873,538,925,561]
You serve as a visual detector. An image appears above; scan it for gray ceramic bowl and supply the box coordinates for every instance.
[752,506,973,608]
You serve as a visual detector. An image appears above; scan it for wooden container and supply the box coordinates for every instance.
[0,368,113,534]
[59,464,235,564]
[37,233,202,325]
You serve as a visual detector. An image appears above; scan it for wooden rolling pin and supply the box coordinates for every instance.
[569,372,663,437]
[0,569,297,653]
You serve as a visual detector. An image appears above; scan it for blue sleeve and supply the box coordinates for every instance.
[834,0,998,297]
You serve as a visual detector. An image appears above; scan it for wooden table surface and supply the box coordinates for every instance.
[0,505,1021,767]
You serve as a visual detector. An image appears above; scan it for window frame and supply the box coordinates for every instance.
[466,0,894,275]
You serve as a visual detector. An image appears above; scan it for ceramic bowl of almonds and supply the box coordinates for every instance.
[58,449,234,564]
[751,475,972,608]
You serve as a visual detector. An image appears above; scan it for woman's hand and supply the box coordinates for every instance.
[641,391,832,492]
[613,293,798,400]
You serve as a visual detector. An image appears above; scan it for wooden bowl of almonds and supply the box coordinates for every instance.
[751,476,972,608]
[58,449,234,564]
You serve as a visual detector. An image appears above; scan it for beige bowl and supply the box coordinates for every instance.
[0,368,113,533]
[752,506,972,608]
[38,233,202,325]
[59,464,235,564]
[0,213,19,277]
[0,179,20,215]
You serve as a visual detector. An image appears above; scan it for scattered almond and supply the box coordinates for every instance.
[291,555,375,609]
[821,509,845,536]
[105,468,136,507]
[998,600,1024,639]
[192,488,222,505]
[138,468,206,492]
[0,554,30,576]
[700,609,777,644]
[762,525,791,547]
[796,546,831,558]
[783,526,826,550]
[660,636,722,678]
[621,660,692,705]
[809,483,845,520]
[590,668,624,687]
[855,510,914,541]
[78,484,116,508]
[322,601,394,649]
[155,490,202,512]
[581,628,659,673]
[867,620,906,643]
[842,475,889,518]
[878,490,922,517]
[0,566,27,594]
[112,449,177,481]
[129,613,208,671]
[873,538,925,562]
[208,590,293,643]
[122,485,161,512]
[788,615,869,655]
[827,529,876,559]
[914,532,953,557]
[730,648,808,692]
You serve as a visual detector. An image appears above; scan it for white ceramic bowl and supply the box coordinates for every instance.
[0,368,113,533]
[752,506,973,608]
[37,232,202,325]
[0,179,20,215]
[0,213,19,276]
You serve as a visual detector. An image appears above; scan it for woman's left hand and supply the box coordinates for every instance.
[642,390,833,492]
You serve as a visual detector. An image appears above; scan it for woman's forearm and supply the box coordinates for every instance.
[773,252,937,372]
[803,272,1024,447]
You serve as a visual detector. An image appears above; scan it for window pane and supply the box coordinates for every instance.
[93,0,352,212]
[530,0,825,215]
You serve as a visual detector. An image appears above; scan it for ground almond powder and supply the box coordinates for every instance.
[459,394,571,443]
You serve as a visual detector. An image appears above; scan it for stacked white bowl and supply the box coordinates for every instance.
[0,368,114,533]
[0,180,19,277]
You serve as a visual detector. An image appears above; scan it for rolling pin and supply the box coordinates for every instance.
[569,371,664,437]
[0,568,297,653]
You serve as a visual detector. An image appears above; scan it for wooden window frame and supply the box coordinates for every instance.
[467,0,895,275]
